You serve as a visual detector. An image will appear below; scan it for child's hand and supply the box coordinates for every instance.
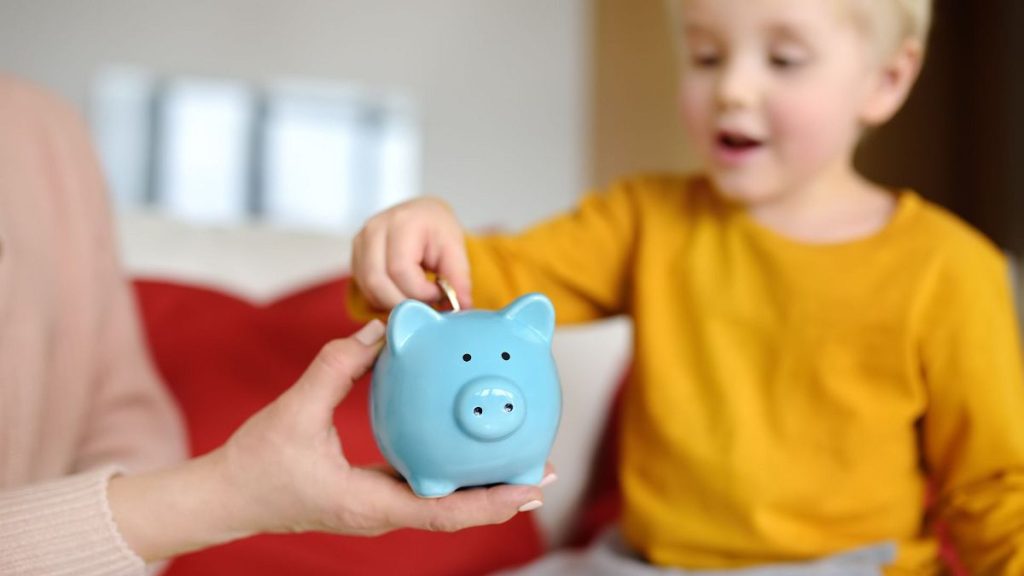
[352,197,472,311]
[109,321,545,562]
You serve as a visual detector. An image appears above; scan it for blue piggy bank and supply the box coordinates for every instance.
[370,293,561,498]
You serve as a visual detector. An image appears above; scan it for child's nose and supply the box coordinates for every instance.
[715,61,759,111]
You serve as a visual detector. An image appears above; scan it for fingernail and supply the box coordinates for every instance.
[518,500,543,512]
[354,319,385,346]
[539,473,558,488]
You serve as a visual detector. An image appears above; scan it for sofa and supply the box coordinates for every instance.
[121,211,1014,575]
[119,211,632,575]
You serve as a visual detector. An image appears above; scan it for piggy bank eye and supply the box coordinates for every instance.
[501,352,511,361]
[462,353,472,362]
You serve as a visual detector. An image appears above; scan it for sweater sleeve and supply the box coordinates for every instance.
[0,79,186,574]
[463,180,641,323]
[71,206,189,475]
[51,81,187,476]
[0,467,144,576]
[917,245,1024,574]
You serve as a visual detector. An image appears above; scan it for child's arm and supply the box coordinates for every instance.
[462,183,642,322]
[349,178,648,321]
[919,248,1024,573]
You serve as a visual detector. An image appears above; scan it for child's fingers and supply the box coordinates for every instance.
[360,224,409,310]
[387,225,441,303]
[350,232,365,300]
[435,231,473,309]
[352,229,387,311]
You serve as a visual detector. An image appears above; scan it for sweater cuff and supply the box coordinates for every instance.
[0,466,145,576]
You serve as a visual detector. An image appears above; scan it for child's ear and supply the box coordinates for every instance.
[860,38,924,127]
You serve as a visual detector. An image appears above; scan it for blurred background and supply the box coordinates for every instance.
[0,0,587,233]
[0,0,1020,288]
[0,0,1019,551]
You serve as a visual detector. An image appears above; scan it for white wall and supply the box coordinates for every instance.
[0,0,590,231]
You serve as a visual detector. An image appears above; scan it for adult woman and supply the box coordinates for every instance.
[0,75,544,575]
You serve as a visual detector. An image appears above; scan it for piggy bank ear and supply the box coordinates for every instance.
[387,300,443,354]
[501,293,555,343]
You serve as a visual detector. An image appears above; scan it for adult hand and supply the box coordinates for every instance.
[109,321,548,562]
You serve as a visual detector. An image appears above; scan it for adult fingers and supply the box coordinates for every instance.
[540,462,558,487]
[295,321,386,417]
[366,474,543,534]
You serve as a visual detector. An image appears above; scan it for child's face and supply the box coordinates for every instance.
[676,0,892,203]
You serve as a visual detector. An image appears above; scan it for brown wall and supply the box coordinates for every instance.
[856,0,1023,252]
[589,0,696,190]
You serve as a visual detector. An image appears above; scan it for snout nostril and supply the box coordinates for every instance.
[455,382,525,441]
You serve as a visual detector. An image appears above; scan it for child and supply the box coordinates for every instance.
[347,0,1024,573]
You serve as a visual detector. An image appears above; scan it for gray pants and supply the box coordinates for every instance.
[497,527,895,576]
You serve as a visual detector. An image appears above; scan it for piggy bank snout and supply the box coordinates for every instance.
[454,377,527,442]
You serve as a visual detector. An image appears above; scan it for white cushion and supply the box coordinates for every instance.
[117,209,351,303]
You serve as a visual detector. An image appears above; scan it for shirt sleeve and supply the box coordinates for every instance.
[918,245,1024,574]
[464,179,645,323]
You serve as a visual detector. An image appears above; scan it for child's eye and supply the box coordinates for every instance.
[769,54,805,70]
[691,53,722,69]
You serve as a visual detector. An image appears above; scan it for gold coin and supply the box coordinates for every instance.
[437,277,461,312]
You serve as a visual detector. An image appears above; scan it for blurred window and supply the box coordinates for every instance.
[91,67,419,232]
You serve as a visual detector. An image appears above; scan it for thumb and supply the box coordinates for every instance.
[296,320,386,413]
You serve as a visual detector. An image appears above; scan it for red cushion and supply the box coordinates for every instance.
[134,277,545,576]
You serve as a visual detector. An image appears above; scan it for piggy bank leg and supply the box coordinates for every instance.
[408,477,458,498]
[506,464,545,486]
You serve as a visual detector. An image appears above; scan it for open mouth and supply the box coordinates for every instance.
[717,131,764,151]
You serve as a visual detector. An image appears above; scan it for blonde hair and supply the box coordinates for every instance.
[667,0,934,54]
[893,0,933,42]
[847,0,934,55]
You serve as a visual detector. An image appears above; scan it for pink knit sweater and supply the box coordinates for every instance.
[0,76,187,574]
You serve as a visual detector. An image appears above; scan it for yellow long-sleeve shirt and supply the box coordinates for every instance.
[458,175,1024,574]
